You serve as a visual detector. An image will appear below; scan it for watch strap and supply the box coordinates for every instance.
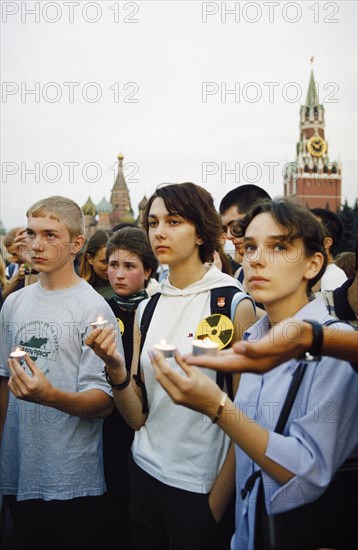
[104,366,130,390]
[302,319,324,361]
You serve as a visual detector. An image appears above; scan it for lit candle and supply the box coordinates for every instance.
[10,347,27,361]
[91,316,108,329]
[153,339,177,358]
[192,338,219,356]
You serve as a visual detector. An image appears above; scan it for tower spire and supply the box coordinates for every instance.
[305,65,319,107]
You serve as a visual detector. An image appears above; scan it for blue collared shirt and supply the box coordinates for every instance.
[231,296,358,550]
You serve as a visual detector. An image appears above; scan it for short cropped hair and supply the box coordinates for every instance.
[106,227,158,280]
[219,184,271,215]
[237,198,328,292]
[310,208,343,256]
[141,182,222,264]
[26,196,84,240]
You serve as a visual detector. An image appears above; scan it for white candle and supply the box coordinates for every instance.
[10,347,27,361]
[91,316,108,329]
[192,338,219,356]
[153,339,176,358]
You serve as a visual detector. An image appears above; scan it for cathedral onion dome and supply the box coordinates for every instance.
[0,220,6,236]
[138,195,148,210]
[118,152,124,161]
[82,196,96,216]
[96,197,113,213]
[121,211,135,224]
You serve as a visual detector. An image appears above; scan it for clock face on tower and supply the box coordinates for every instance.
[307,136,327,157]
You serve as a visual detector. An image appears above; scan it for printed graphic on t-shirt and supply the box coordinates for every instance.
[13,320,60,366]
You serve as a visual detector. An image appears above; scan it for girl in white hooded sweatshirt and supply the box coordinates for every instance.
[87,182,257,550]
[149,198,358,550]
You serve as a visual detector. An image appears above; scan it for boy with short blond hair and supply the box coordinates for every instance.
[0,196,122,550]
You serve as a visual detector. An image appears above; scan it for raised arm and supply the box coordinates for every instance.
[2,264,26,299]
[206,295,257,519]
[150,350,294,485]
[85,320,147,430]
[186,318,358,374]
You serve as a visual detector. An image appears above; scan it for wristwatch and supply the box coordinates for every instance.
[302,319,324,361]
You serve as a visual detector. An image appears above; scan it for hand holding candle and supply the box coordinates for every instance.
[192,338,219,356]
[10,346,27,364]
[91,316,108,329]
[153,339,177,358]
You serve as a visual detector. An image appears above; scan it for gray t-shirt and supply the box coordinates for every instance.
[0,279,123,501]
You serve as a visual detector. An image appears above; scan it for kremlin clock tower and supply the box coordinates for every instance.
[284,66,342,211]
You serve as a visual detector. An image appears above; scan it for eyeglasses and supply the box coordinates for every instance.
[222,219,244,238]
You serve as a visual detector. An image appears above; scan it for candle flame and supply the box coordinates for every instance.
[97,316,103,323]
[160,339,167,346]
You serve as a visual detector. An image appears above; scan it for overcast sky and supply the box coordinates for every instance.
[1,0,357,231]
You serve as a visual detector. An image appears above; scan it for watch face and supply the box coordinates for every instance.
[307,136,327,157]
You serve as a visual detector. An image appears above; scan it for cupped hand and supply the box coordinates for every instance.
[7,354,54,404]
[85,325,125,370]
[150,349,222,415]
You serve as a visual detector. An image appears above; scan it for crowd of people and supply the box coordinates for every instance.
[0,184,357,550]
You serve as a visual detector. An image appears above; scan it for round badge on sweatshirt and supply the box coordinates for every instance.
[116,317,125,335]
[195,314,234,349]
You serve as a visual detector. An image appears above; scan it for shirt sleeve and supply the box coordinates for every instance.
[261,355,358,514]
[0,297,15,377]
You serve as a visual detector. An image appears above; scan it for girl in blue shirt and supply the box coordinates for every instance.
[150,198,358,550]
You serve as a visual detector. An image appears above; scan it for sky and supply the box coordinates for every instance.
[1,0,357,232]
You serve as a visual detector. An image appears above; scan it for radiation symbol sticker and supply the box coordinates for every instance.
[117,317,125,335]
[195,314,234,350]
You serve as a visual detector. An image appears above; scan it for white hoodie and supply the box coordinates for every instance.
[132,265,250,493]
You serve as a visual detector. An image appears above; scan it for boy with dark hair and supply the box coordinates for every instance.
[219,185,271,293]
[219,184,271,275]
[0,196,121,550]
[311,207,347,291]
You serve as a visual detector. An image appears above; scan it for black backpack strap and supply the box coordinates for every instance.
[210,286,241,317]
[133,292,161,414]
[139,293,161,352]
[241,319,342,501]
[238,268,245,284]
[241,361,308,500]
[210,286,245,400]
[134,286,253,412]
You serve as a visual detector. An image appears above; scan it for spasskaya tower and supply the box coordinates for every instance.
[284,64,342,210]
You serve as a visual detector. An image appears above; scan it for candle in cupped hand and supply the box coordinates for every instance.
[10,347,27,361]
[192,338,219,356]
[153,339,176,358]
[91,316,108,329]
